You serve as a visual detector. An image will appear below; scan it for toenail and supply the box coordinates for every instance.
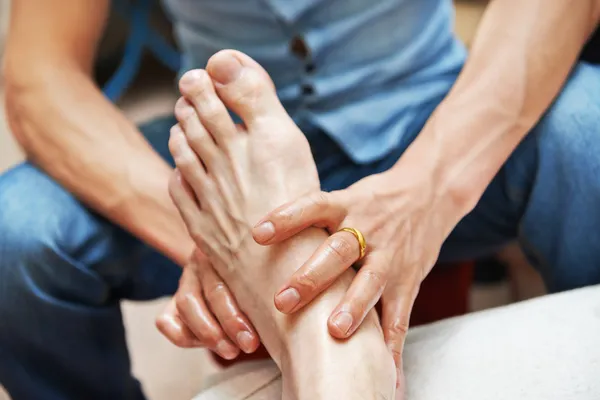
[180,70,204,88]
[208,53,243,85]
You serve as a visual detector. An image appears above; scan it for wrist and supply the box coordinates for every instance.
[397,100,528,217]
[373,144,471,231]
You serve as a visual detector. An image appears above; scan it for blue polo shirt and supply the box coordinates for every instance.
[162,0,466,163]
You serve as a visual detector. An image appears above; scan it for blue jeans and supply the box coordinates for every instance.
[1,62,599,399]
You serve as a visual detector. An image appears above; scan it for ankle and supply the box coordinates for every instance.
[280,311,396,400]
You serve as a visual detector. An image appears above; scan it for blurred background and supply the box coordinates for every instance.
[0,1,547,399]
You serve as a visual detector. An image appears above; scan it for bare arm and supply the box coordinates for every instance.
[399,0,600,210]
[3,0,193,265]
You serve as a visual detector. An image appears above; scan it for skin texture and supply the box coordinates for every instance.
[4,0,256,357]
[251,0,600,381]
[167,50,396,399]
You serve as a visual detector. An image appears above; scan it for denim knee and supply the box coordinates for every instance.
[518,62,600,291]
[0,165,147,399]
[534,63,600,180]
[0,163,127,305]
[0,164,69,269]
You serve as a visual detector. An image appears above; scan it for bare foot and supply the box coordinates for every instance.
[169,49,321,355]
[169,50,395,399]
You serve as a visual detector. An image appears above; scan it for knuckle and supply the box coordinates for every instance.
[173,150,196,170]
[197,100,223,121]
[201,329,222,346]
[273,205,295,223]
[168,126,184,154]
[386,318,409,337]
[169,335,190,348]
[185,128,210,149]
[168,335,187,348]
[295,272,319,292]
[311,191,329,208]
[188,136,220,164]
[327,236,356,264]
[154,315,169,333]
[168,174,180,198]
[174,292,190,311]
[190,256,208,275]
[155,316,195,348]
[362,268,386,290]
[204,281,229,303]
[189,228,205,245]
[221,314,244,331]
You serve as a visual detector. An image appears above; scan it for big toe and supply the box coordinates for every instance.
[207,50,285,127]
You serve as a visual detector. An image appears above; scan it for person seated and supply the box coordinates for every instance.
[1,0,600,399]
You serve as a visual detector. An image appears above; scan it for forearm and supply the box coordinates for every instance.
[5,67,193,265]
[393,0,600,213]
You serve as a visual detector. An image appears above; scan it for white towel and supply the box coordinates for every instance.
[194,285,600,400]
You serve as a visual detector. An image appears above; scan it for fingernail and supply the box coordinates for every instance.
[216,340,239,360]
[275,288,301,313]
[253,221,275,242]
[209,53,243,85]
[332,312,353,335]
[236,331,256,354]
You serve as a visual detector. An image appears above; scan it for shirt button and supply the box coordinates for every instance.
[301,84,315,96]
[305,62,315,74]
[290,35,310,59]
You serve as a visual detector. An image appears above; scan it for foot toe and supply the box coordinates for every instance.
[206,50,285,127]
[168,123,208,199]
[174,96,221,166]
[179,69,238,146]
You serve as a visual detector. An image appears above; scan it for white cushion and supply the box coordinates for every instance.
[194,286,600,400]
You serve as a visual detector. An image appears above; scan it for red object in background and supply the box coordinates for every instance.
[212,261,474,367]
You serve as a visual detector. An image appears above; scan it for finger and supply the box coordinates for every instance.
[381,281,419,388]
[274,230,360,314]
[156,298,205,348]
[327,253,389,339]
[201,266,260,354]
[252,191,348,245]
[175,266,241,360]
